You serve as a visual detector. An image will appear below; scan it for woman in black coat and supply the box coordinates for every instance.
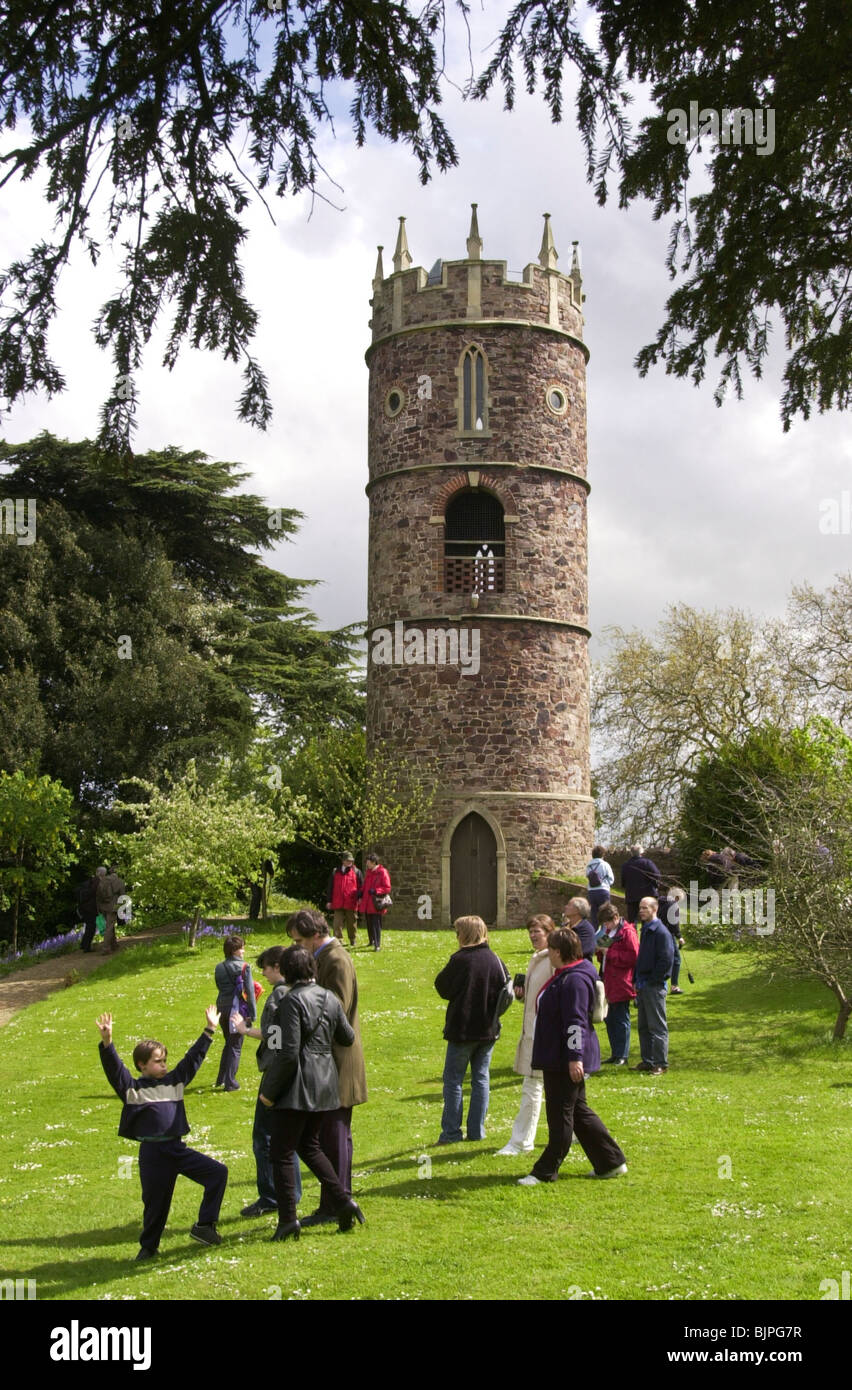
[213,933,257,1091]
[258,946,362,1241]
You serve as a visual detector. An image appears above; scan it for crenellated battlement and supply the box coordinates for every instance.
[368,207,585,349]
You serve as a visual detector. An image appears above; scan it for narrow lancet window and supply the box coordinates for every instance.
[459,344,489,434]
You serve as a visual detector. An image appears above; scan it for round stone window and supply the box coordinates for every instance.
[384,386,406,419]
[545,384,568,416]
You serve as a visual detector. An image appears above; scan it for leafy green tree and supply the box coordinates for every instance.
[277,729,435,900]
[0,3,846,442]
[762,771,852,1040]
[592,604,795,843]
[676,718,848,879]
[0,771,76,952]
[0,435,364,808]
[117,762,293,945]
[677,719,852,1038]
[476,1,851,428]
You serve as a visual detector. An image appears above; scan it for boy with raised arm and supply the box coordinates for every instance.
[96,1006,228,1260]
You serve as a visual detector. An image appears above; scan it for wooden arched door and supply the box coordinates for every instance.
[450,812,498,924]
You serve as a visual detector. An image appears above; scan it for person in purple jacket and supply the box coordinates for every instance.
[97,1005,228,1260]
[517,927,627,1185]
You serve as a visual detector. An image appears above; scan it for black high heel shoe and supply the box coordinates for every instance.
[271,1219,301,1242]
[337,1199,365,1233]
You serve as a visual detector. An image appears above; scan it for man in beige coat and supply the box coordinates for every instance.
[287,909,367,1227]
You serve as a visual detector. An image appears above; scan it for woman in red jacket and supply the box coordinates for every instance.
[358,851,391,951]
[597,903,639,1066]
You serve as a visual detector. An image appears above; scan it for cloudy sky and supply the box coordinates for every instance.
[1,5,848,656]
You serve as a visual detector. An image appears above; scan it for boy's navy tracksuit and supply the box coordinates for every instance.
[99,1030,227,1252]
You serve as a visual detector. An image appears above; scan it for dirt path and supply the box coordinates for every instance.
[0,925,181,1028]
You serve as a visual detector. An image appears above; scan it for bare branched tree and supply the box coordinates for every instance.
[591,604,796,843]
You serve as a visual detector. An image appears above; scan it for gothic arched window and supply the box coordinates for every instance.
[444,489,505,594]
[457,343,490,435]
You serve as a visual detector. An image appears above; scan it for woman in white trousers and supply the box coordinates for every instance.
[495,915,555,1156]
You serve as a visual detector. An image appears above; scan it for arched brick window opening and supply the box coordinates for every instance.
[444,489,505,594]
[458,343,489,434]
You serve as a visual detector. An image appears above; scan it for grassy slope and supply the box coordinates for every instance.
[0,924,849,1302]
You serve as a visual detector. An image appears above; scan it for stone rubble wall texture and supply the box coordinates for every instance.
[366,243,593,927]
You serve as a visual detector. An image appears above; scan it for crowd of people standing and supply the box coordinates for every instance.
[95,842,695,1255]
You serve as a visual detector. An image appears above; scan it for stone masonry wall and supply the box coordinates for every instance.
[367,324,588,479]
[366,244,592,928]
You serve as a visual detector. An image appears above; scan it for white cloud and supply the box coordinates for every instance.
[1,27,847,647]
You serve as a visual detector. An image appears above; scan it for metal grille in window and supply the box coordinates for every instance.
[445,555,505,594]
[444,490,505,593]
[445,492,504,543]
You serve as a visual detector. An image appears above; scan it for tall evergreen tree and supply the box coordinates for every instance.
[0,435,363,808]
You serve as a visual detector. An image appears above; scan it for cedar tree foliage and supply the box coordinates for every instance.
[0,434,364,807]
[0,1,848,443]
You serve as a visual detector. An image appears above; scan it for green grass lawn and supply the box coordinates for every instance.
[0,923,849,1302]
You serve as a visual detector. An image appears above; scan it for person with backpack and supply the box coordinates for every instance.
[585,845,614,928]
[213,934,257,1092]
[95,864,125,953]
[434,915,510,1145]
[77,871,99,953]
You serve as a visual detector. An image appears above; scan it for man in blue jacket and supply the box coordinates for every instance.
[633,897,674,1075]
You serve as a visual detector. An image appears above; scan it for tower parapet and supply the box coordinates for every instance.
[368,209,585,346]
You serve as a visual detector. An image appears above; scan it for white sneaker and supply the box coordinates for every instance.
[495,1143,522,1157]
[517,1175,541,1186]
[588,1163,628,1179]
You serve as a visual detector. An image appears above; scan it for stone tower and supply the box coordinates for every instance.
[365,206,594,928]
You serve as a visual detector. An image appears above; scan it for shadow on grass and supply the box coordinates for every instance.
[355,1172,594,1200]
[14,1239,250,1298]
[85,921,297,984]
[397,1067,519,1100]
[6,1205,279,1297]
[667,962,844,1065]
[361,1144,522,1173]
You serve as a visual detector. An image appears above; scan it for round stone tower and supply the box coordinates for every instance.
[365,206,594,928]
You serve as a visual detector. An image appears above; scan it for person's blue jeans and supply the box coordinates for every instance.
[253,1091,301,1207]
[671,942,681,988]
[440,1040,496,1141]
[587,887,610,928]
[604,999,631,1061]
[636,984,669,1068]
